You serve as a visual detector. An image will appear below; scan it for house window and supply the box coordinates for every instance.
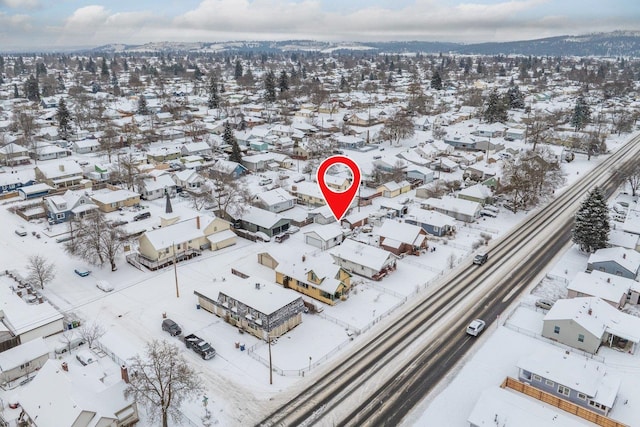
[578,393,587,400]
[20,362,30,369]
[56,213,64,219]
[558,385,570,396]
[545,379,554,387]
[532,374,541,382]
[554,326,560,334]
[589,401,605,410]
[578,334,585,342]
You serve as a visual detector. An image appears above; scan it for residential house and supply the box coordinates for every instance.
[194,280,304,341]
[404,209,456,237]
[421,197,482,223]
[89,188,141,213]
[34,161,84,188]
[173,169,205,192]
[241,153,292,172]
[210,159,248,178]
[413,115,431,131]
[379,201,409,219]
[275,254,352,305]
[567,271,634,309]
[324,175,352,191]
[0,338,49,385]
[329,239,398,280]
[254,188,297,213]
[0,142,30,166]
[505,128,526,140]
[398,149,432,167]
[458,183,493,206]
[373,157,407,173]
[71,138,101,154]
[429,157,458,173]
[463,164,498,181]
[468,387,589,427]
[146,147,181,163]
[341,211,369,230]
[235,206,290,237]
[136,215,235,269]
[0,170,35,195]
[17,183,54,200]
[290,181,326,207]
[336,134,365,149]
[405,166,435,185]
[17,360,139,427]
[377,180,411,198]
[586,247,640,280]
[542,297,640,354]
[31,142,69,161]
[309,205,337,224]
[139,171,177,200]
[45,190,97,224]
[181,141,212,157]
[517,348,621,416]
[377,221,428,255]
[304,224,345,250]
[476,123,505,138]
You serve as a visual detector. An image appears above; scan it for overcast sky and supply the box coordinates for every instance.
[1,0,639,50]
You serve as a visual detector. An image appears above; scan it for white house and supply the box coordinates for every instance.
[329,239,398,280]
[304,224,345,250]
[0,338,49,385]
[71,139,101,154]
[421,197,482,223]
[140,171,177,200]
[567,270,635,309]
[254,187,297,213]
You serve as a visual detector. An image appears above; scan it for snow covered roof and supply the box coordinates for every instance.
[182,141,210,152]
[329,239,396,272]
[0,277,63,335]
[378,221,424,245]
[144,215,217,249]
[517,347,621,407]
[197,279,302,316]
[256,187,297,206]
[406,208,456,228]
[423,196,481,217]
[0,337,48,371]
[567,271,634,304]
[36,160,83,178]
[291,181,324,200]
[142,174,176,192]
[241,206,286,229]
[90,188,139,204]
[304,223,344,241]
[72,139,101,149]
[588,246,640,276]
[545,297,640,343]
[458,183,493,200]
[468,387,589,427]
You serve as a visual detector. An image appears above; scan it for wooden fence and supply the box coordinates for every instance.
[501,377,628,427]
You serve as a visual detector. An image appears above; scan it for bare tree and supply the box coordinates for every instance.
[78,320,106,348]
[26,254,56,289]
[65,212,129,271]
[422,179,448,198]
[626,163,640,196]
[188,181,215,211]
[125,340,204,427]
[380,109,415,144]
[523,111,554,150]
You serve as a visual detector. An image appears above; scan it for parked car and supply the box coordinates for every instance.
[293,176,306,183]
[473,253,488,265]
[179,192,190,198]
[14,229,27,237]
[535,299,554,310]
[466,319,486,336]
[55,337,86,354]
[96,280,114,292]
[259,178,273,186]
[74,268,91,277]
[162,318,182,336]
[75,350,95,366]
[133,211,151,221]
[286,225,300,234]
[274,233,289,243]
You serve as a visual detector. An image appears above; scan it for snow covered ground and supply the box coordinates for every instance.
[0,128,637,425]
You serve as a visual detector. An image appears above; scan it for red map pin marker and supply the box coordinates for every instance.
[317,155,361,222]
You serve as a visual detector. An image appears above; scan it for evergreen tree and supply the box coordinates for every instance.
[505,83,525,109]
[56,98,72,140]
[234,60,243,80]
[224,121,242,163]
[23,74,40,101]
[483,89,508,123]
[571,95,591,131]
[572,187,609,253]
[340,75,349,92]
[13,83,19,98]
[35,62,47,78]
[264,70,277,103]
[430,70,443,90]
[123,58,129,72]
[278,70,289,93]
[86,57,96,74]
[207,75,220,109]
[101,57,109,79]
[137,94,150,115]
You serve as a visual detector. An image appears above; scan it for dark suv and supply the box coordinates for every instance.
[473,253,488,265]
[162,318,182,336]
[133,211,151,221]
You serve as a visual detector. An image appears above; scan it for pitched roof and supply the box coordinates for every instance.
[329,239,396,272]
[378,220,424,245]
[588,246,640,276]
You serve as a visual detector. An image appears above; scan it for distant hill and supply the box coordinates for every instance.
[89,31,640,57]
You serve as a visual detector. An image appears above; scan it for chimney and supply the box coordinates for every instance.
[121,365,130,383]
[59,164,65,172]
[61,362,68,372]
[623,253,626,259]
[607,277,611,283]
[196,215,200,229]
[588,308,593,315]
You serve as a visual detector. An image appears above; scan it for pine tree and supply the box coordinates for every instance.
[505,83,525,109]
[571,95,591,131]
[137,95,150,115]
[278,70,289,93]
[207,75,219,109]
[224,122,242,163]
[101,57,110,79]
[430,70,442,90]
[23,74,40,101]
[483,89,508,123]
[56,98,72,140]
[86,57,96,74]
[234,60,243,80]
[572,187,609,253]
[13,83,19,98]
[264,70,276,103]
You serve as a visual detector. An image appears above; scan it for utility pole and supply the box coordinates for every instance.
[268,320,273,385]
[173,242,180,298]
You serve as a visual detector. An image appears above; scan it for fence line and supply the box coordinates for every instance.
[545,273,571,285]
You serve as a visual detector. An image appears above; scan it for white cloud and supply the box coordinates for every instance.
[0,0,39,9]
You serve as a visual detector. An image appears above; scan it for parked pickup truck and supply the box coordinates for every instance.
[184,333,216,360]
